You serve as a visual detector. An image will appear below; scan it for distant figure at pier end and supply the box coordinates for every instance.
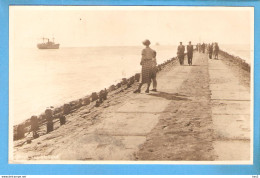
[187,41,194,66]
[213,42,219,59]
[177,42,185,65]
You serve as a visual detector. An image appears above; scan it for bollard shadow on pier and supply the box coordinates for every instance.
[148,91,190,101]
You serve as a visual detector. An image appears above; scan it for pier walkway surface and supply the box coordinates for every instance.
[13,52,251,162]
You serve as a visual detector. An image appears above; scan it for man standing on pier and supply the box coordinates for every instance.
[201,43,205,53]
[208,43,213,59]
[187,41,193,65]
[213,42,219,59]
[177,42,185,65]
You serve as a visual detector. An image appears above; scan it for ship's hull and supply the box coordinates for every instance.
[37,43,60,49]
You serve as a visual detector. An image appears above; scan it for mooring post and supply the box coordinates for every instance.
[45,109,53,133]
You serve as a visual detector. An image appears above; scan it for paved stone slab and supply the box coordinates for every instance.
[211,100,250,115]
[58,134,146,160]
[129,93,164,100]
[117,98,171,113]
[208,75,239,86]
[208,66,230,70]
[212,114,250,140]
[209,78,239,85]
[87,113,160,135]
[209,57,251,161]
[211,90,250,100]
[209,70,235,78]
[208,61,230,70]
[157,88,180,94]
[157,78,183,92]
[213,140,250,161]
[162,75,187,79]
[209,84,248,92]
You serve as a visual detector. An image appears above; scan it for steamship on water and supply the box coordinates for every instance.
[37,37,60,49]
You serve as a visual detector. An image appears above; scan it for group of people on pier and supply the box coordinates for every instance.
[197,42,219,59]
[134,39,220,93]
[177,41,194,66]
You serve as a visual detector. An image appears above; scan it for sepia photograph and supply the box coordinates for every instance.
[9,6,253,164]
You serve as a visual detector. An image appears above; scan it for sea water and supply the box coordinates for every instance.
[10,44,251,125]
[10,45,177,125]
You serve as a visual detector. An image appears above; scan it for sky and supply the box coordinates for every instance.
[10,6,253,47]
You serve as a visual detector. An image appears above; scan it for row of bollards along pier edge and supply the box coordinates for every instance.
[13,56,178,142]
[218,50,250,72]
